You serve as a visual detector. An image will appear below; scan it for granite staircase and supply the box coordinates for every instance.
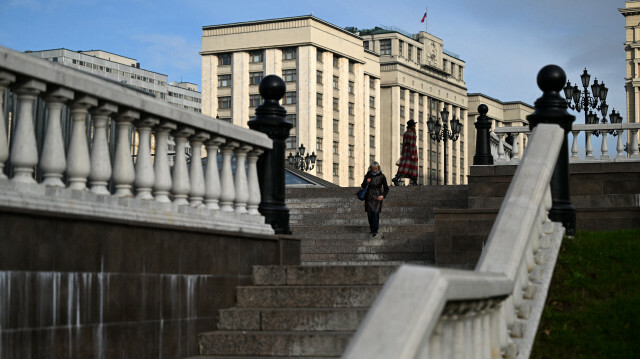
[192,265,397,358]
[286,186,468,265]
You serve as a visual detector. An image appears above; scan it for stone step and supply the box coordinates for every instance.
[301,241,433,255]
[218,307,368,331]
[301,252,433,265]
[236,285,382,308]
[198,331,351,357]
[291,224,435,234]
[290,217,426,226]
[251,265,397,286]
[299,229,434,241]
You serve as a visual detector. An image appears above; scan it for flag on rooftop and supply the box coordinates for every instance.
[421,9,427,23]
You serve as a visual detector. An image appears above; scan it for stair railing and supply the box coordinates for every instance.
[343,66,572,359]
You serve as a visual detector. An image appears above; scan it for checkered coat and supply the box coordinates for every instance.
[396,128,418,177]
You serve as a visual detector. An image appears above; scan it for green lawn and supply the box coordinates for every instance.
[531,228,640,359]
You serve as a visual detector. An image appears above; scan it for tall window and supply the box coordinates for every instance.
[316,137,323,151]
[249,72,263,85]
[286,114,297,126]
[286,137,296,149]
[380,40,391,55]
[282,47,297,60]
[348,144,354,157]
[218,74,231,87]
[333,97,339,111]
[218,96,231,109]
[369,96,375,108]
[333,141,339,154]
[364,41,370,50]
[316,160,323,173]
[317,50,323,62]
[398,41,404,57]
[333,119,339,133]
[349,62,354,73]
[410,109,414,120]
[400,105,405,118]
[317,70,323,84]
[333,163,339,176]
[249,51,263,63]
[333,76,339,89]
[348,81,354,94]
[249,94,262,107]
[370,115,375,128]
[348,102,355,115]
[408,45,413,60]
[284,92,297,105]
[348,123,354,136]
[349,166,354,179]
[333,56,339,68]
[282,69,297,82]
[370,78,375,89]
[316,115,323,129]
[218,53,231,65]
[317,92,323,107]
[370,135,375,148]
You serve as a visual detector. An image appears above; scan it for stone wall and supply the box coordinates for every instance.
[0,210,300,359]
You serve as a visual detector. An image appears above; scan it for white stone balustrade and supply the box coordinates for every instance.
[344,124,566,359]
[0,45,274,236]
[491,123,640,165]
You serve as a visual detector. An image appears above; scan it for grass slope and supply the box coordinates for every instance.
[531,228,640,358]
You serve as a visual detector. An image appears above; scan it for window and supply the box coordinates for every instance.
[333,119,339,133]
[249,51,263,63]
[348,102,355,115]
[317,137,323,151]
[410,109,414,120]
[419,130,423,140]
[316,160,323,173]
[286,137,296,149]
[364,41,370,50]
[282,69,297,82]
[370,155,375,165]
[250,94,262,107]
[349,62,354,73]
[398,41,404,57]
[401,124,405,134]
[348,81,354,94]
[316,92,323,107]
[282,47,297,60]
[284,92,297,105]
[317,70,323,84]
[218,96,231,109]
[250,72,263,85]
[419,111,424,122]
[419,96,424,105]
[369,96,375,108]
[333,141,339,154]
[348,123,354,136]
[317,50,323,62]
[333,97,339,111]
[316,115,323,129]
[218,53,231,65]
[400,91,405,100]
[333,76,339,89]
[417,48,423,63]
[400,105,405,118]
[370,135,375,147]
[333,56,339,68]
[333,163,339,176]
[408,45,413,60]
[370,78,375,89]
[348,144,354,157]
[349,166,354,179]
[370,115,375,128]
[218,74,231,88]
[286,114,297,126]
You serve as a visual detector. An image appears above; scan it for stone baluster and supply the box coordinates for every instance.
[188,132,210,207]
[233,144,252,214]
[219,141,239,212]
[171,127,195,205]
[153,122,176,202]
[599,132,609,160]
[89,103,118,195]
[616,130,626,159]
[585,132,594,159]
[134,117,159,200]
[40,88,74,187]
[629,129,639,159]
[112,110,139,197]
[496,134,507,164]
[10,79,46,183]
[0,71,16,179]
[204,137,225,209]
[67,96,98,190]
[247,148,264,215]
[511,133,520,164]
[570,130,580,159]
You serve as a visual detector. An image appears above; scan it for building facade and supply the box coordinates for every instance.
[620,1,640,151]
[27,48,202,113]
[201,16,381,186]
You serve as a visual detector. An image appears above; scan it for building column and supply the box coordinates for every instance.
[232,52,249,126]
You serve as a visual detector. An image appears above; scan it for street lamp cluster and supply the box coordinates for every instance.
[287,144,316,172]
[426,107,463,185]
[563,68,623,136]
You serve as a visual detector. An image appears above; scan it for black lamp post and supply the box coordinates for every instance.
[287,144,316,171]
[426,107,462,185]
[563,68,611,136]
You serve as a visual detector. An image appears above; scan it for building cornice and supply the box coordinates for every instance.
[381,61,467,92]
[619,7,640,16]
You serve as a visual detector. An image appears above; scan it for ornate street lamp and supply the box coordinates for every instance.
[563,68,610,136]
[287,143,316,171]
[426,107,462,185]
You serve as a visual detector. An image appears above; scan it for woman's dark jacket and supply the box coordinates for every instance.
[361,171,390,213]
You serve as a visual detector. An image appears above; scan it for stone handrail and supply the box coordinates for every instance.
[343,123,566,359]
[0,45,274,235]
[492,123,640,164]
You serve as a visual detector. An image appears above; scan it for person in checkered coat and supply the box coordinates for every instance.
[392,119,419,186]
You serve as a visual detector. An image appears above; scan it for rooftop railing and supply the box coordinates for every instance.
[0,45,274,235]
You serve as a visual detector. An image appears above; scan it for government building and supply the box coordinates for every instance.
[620,1,640,152]
[201,15,469,186]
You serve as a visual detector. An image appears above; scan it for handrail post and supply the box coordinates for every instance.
[473,104,493,165]
[526,65,576,235]
[248,75,292,234]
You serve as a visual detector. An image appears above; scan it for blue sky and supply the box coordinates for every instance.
[0,0,628,126]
